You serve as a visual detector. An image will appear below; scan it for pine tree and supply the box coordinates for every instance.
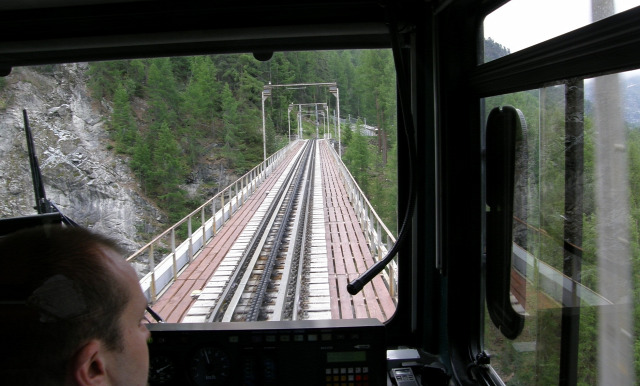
[131,136,152,190]
[183,56,221,138]
[221,83,239,149]
[111,84,138,153]
[146,58,180,133]
[356,50,395,165]
[343,125,370,191]
[151,121,186,192]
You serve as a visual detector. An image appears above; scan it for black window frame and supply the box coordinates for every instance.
[0,0,431,353]
[436,0,640,384]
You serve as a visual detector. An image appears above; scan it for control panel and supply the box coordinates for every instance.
[147,318,386,386]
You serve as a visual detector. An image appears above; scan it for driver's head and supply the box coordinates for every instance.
[0,225,150,385]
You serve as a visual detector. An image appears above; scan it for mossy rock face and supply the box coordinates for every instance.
[0,64,164,256]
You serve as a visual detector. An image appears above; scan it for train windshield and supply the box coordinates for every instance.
[0,50,398,324]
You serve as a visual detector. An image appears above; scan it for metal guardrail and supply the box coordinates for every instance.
[512,244,611,307]
[128,141,297,303]
[324,140,398,302]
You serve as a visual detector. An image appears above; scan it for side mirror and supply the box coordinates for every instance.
[485,105,526,340]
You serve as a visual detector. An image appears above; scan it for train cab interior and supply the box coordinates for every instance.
[1,0,640,385]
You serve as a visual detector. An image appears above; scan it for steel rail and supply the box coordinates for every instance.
[291,140,316,320]
[271,140,316,321]
[207,141,312,322]
[246,140,315,321]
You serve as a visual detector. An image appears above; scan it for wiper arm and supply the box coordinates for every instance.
[347,17,416,295]
[23,109,78,227]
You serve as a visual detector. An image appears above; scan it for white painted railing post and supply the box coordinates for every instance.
[149,244,156,303]
[376,221,382,261]
[201,207,206,246]
[188,216,193,263]
[241,176,245,205]
[234,181,238,214]
[251,169,255,194]
[389,260,396,298]
[212,199,217,236]
[221,194,226,223]
[171,228,177,281]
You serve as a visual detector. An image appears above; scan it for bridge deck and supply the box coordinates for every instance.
[319,141,396,321]
[149,139,396,323]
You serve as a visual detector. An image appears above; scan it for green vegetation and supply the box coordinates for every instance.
[341,50,398,233]
[343,124,398,233]
[484,37,511,62]
[87,50,398,232]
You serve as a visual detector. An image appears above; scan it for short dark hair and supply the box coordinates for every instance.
[0,225,132,385]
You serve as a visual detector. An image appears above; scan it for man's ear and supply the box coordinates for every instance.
[70,340,108,385]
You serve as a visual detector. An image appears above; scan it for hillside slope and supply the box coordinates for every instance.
[0,64,163,255]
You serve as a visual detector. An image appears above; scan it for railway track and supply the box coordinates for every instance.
[188,140,321,322]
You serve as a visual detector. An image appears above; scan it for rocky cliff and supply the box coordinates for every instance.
[0,64,163,255]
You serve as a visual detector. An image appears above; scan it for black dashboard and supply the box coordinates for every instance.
[147,319,387,386]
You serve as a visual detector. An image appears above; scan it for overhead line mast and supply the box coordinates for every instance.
[261,82,340,159]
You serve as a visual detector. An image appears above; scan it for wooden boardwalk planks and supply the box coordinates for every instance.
[149,140,396,323]
[318,140,396,322]
[151,143,304,322]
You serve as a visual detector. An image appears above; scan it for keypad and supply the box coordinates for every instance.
[325,366,370,386]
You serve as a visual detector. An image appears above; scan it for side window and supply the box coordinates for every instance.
[483,0,640,62]
[483,69,640,384]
